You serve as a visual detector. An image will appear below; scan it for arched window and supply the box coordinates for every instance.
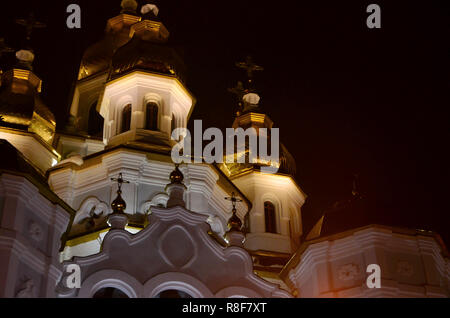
[93,287,129,298]
[264,201,276,234]
[121,104,132,133]
[145,102,158,131]
[155,289,192,298]
[87,102,104,137]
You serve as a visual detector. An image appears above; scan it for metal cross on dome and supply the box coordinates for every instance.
[225,192,243,211]
[15,12,46,42]
[111,173,130,192]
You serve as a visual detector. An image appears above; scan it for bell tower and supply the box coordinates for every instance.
[0,15,59,174]
[221,57,306,257]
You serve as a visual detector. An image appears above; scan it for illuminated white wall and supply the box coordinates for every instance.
[283,226,450,298]
[98,71,194,146]
[232,172,306,254]
[0,130,59,173]
[48,148,247,259]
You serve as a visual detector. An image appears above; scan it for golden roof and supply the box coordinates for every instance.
[0,68,56,143]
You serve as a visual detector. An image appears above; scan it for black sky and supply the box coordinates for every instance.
[1,1,449,245]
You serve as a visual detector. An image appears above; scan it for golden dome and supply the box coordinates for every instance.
[110,15,186,82]
[0,68,56,143]
[227,209,243,232]
[78,13,141,80]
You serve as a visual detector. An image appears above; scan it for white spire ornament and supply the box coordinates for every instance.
[15,49,35,70]
[141,4,159,17]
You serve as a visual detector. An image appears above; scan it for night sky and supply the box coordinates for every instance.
[0,1,449,245]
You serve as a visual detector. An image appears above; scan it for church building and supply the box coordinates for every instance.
[0,1,448,298]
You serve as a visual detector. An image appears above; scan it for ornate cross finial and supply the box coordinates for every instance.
[236,56,264,85]
[0,38,14,58]
[225,192,243,232]
[111,173,130,193]
[15,13,46,42]
[225,192,243,212]
[110,173,130,215]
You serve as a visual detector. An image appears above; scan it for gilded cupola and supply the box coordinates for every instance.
[0,15,60,174]
[77,0,141,80]
[0,46,56,144]
[223,57,297,177]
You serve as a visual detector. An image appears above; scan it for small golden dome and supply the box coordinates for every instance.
[227,209,243,232]
[0,69,56,143]
[111,190,127,213]
[77,11,140,80]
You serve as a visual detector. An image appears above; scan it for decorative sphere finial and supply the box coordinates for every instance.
[110,173,130,214]
[111,191,126,214]
[227,208,243,232]
[170,164,184,184]
[121,0,138,13]
[141,4,159,17]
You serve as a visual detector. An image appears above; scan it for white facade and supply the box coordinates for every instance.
[0,172,72,298]
[0,1,449,299]
[57,204,290,298]
[232,171,306,254]
[282,226,450,298]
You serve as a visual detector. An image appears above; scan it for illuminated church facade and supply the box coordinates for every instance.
[0,1,448,298]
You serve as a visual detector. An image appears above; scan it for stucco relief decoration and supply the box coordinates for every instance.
[396,260,414,277]
[75,197,109,230]
[159,226,197,269]
[28,222,43,242]
[141,193,169,214]
[16,279,36,298]
[337,263,360,281]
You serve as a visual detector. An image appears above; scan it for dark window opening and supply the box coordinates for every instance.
[121,104,132,133]
[145,103,158,131]
[264,201,277,234]
[93,287,129,298]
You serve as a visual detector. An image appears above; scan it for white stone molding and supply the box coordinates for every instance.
[284,226,450,298]
[0,131,58,174]
[74,196,109,224]
[59,204,290,298]
[215,286,262,298]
